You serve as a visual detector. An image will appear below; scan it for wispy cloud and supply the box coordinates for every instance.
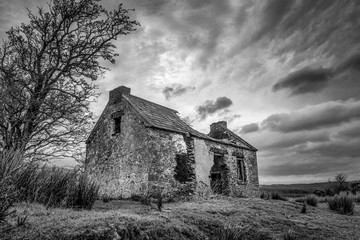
[162,83,195,100]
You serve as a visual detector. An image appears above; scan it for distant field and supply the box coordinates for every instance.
[260,182,349,197]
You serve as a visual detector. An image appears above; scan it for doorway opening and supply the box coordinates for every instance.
[210,154,229,194]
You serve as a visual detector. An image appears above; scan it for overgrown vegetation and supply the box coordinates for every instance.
[214,224,272,240]
[327,194,355,215]
[0,151,23,225]
[0,151,99,224]
[260,191,288,201]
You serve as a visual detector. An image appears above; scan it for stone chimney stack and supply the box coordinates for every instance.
[209,121,228,140]
[109,86,131,104]
[210,121,227,130]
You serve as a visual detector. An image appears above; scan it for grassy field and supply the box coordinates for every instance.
[1,197,359,240]
[260,182,347,198]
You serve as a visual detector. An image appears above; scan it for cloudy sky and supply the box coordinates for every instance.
[1,0,360,184]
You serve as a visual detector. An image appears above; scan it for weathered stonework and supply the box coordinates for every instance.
[85,86,259,199]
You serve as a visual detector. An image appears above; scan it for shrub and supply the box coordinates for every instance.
[305,195,318,207]
[351,193,360,203]
[350,181,360,194]
[102,194,111,203]
[260,192,270,200]
[271,192,287,201]
[313,189,324,197]
[300,204,307,214]
[140,191,152,206]
[66,174,100,210]
[130,194,142,202]
[327,195,354,215]
[157,192,163,211]
[325,188,336,197]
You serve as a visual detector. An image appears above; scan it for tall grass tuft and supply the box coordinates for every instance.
[215,225,242,240]
[327,195,354,215]
[66,174,99,210]
[1,150,100,211]
[14,164,78,208]
[0,150,23,224]
[283,229,297,240]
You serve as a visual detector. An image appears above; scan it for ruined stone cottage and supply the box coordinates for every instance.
[85,86,259,198]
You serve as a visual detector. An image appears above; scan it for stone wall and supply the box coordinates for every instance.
[85,99,187,198]
[85,93,259,199]
[193,138,259,198]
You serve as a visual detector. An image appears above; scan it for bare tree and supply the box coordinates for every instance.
[0,0,139,161]
[334,172,348,192]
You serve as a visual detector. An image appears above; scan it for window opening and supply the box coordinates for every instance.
[237,158,246,182]
[113,116,121,135]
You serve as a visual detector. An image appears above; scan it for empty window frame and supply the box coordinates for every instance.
[237,158,246,182]
[113,116,121,135]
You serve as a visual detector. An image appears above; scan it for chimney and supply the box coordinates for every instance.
[210,121,227,130]
[109,86,131,104]
[209,121,228,139]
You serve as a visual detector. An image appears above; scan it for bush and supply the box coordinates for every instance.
[313,189,326,197]
[260,192,270,200]
[300,204,306,214]
[324,188,335,197]
[305,195,318,207]
[157,192,163,211]
[351,193,360,203]
[140,192,152,206]
[271,192,287,201]
[327,195,354,215]
[350,181,360,194]
[102,194,111,203]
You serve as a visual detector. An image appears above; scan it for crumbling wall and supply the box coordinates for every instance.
[193,138,259,197]
[85,100,188,198]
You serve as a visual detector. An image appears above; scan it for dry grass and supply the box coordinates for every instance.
[1,197,359,240]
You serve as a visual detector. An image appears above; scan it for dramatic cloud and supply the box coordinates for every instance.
[240,123,259,134]
[272,68,332,95]
[196,97,233,120]
[3,0,360,184]
[252,0,294,42]
[335,121,360,139]
[261,100,360,132]
[162,84,195,100]
[335,51,360,73]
